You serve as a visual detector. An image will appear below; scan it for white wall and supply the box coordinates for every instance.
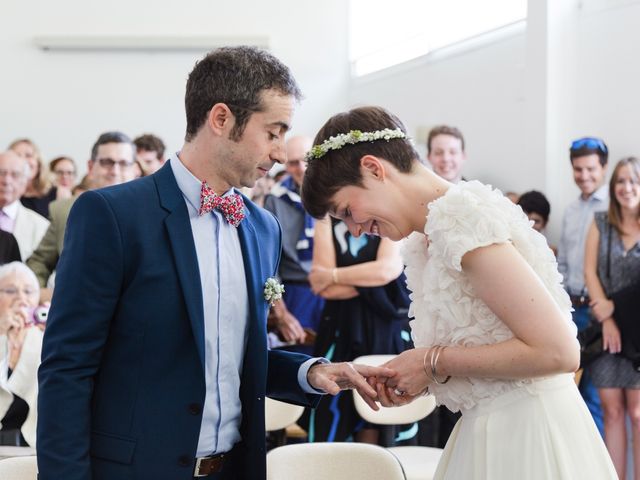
[348,0,640,242]
[349,28,529,192]
[1,0,349,174]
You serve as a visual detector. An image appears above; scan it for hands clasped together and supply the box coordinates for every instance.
[307,347,450,409]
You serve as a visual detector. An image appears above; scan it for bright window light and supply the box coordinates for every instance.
[349,0,527,76]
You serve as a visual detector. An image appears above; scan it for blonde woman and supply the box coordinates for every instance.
[9,139,70,218]
[585,156,640,479]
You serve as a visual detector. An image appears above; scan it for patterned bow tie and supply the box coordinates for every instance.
[198,181,246,227]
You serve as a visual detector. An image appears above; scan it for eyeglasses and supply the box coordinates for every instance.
[97,158,134,169]
[0,169,25,180]
[0,287,38,297]
[54,169,76,177]
[570,137,608,154]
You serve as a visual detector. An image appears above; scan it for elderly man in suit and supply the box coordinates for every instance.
[37,46,389,480]
[0,151,48,261]
[26,131,136,298]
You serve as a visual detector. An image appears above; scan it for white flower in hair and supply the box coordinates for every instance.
[305,128,408,161]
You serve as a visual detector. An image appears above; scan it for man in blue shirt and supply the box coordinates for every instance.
[36,46,390,480]
[557,136,609,436]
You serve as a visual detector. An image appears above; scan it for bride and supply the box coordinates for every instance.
[301,106,616,479]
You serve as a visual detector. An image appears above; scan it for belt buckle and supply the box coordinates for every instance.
[194,457,208,478]
[194,454,225,477]
[193,457,212,477]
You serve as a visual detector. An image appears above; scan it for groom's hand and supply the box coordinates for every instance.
[307,362,395,411]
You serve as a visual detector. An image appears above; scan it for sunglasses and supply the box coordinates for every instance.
[570,137,608,154]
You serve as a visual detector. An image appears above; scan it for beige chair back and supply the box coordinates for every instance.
[352,355,436,425]
[0,456,38,480]
[267,442,406,480]
[265,397,305,432]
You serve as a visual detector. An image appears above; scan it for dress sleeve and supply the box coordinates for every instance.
[427,181,518,272]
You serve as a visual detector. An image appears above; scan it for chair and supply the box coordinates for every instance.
[352,355,444,480]
[265,397,305,447]
[0,456,38,480]
[0,446,36,461]
[267,442,406,480]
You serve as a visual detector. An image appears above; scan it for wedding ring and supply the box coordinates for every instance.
[393,388,406,396]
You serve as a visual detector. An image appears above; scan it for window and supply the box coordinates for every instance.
[349,0,527,76]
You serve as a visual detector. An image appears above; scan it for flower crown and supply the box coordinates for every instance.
[305,128,407,161]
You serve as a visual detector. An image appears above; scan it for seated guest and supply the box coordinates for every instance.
[48,156,77,193]
[133,133,166,175]
[0,151,49,260]
[518,190,551,233]
[0,262,45,446]
[518,190,556,254]
[426,125,467,184]
[0,231,21,265]
[9,139,68,218]
[26,131,135,298]
[264,136,325,354]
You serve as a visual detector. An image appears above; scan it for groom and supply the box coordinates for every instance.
[37,46,389,480]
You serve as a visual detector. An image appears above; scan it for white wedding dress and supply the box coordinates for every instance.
[402,181,616,480]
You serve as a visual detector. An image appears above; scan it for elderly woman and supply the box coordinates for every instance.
[0,262,44,446]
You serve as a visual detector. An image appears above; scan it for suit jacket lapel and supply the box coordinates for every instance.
[155,164,206,372]
[237,211,266,333]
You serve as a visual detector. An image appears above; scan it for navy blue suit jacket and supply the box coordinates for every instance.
[37,163,320,480]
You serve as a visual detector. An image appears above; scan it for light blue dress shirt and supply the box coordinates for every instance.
[557,184,609,295]
[169,154,322,457]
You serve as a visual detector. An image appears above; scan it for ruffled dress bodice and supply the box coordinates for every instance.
[401,181,576,412]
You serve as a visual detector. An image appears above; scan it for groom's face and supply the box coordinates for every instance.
[218,89,293,189]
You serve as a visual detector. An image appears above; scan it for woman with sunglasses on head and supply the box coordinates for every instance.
[0,262,46,447]
[301,106,616,479]
[584,157,640,479]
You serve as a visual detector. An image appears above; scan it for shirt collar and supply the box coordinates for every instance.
[582,184,608,203]
[169,152,235,212]
[2,200,20,220]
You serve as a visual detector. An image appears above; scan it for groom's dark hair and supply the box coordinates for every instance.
[301,106,419,219]
[184,46,302,142]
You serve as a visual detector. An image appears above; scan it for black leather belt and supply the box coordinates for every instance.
[193,452,227,477]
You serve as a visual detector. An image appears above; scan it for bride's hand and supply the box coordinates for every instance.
[381,349,431,397]
[376,381,425,408]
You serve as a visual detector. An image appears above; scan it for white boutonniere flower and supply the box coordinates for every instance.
[264,277,285,306]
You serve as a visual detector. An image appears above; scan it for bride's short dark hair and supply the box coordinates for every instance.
[301,106,419,219]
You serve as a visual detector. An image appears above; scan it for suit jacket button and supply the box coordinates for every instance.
[189,403,202,415]
[178,455,191,467]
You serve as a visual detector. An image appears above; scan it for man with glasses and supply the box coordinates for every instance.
[26,131,135,298]
[0,151,49,261]
[557,136,609,436]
